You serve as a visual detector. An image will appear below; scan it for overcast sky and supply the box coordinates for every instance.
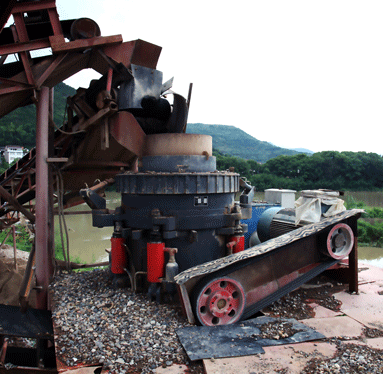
[56,0,383,155]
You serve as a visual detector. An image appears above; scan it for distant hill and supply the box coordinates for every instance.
[291,148,314,154]
[0,84,309,163]
[186,123,306,163]
[0,82,76,149]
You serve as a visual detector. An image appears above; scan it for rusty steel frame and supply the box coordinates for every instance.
[0,1,161,313]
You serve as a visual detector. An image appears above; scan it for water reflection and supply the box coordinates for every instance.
[55,192,120,263]
[359,246,383,268]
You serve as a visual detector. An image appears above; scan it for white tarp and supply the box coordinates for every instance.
[294,190,346,225]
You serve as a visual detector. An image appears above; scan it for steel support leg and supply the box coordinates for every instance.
[349,237,359,293]
[35,86,53,310]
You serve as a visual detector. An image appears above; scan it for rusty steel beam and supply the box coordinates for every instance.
[35,53,67,88]
[11,0,57,14]
[0,38,51,55]
[0,85,33,96]
[55,259,109,270]
[47,6,63,36]
[0,0,16,33]
[0,185,35,223]
[49,34,123,53]
[0,77,34,88]
[12,12,35,86]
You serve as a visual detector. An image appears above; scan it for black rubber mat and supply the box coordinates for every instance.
[177,315,325,361]
[0,304,53,338]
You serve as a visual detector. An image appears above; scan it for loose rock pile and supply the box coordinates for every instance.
[302,340,383,373]
[50,268,202,373]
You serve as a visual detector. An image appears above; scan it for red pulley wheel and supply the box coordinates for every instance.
[326,223,354,260]
[194,277,246,326]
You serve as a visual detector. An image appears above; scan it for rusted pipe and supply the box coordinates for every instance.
[88,178,115,193]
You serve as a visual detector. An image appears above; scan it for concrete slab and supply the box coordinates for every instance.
[203,342,337,374]
[203,264,383,374]
[358,263,383,284]
[339,337,383,350]
[358,263,383,295]
[155,364,190,373]
[299,315,364,339]
[334,291,383,331]
[307,303,342,318]
[366,337,383,350]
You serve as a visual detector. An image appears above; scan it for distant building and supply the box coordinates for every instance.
[3,145,24,164]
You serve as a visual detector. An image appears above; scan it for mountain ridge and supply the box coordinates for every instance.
[186,123,310,163]
[0,82,310,163]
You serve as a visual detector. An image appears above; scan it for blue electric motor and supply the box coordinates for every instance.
[241,203,280,248]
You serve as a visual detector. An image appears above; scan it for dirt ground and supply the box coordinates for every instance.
[0,245,36,307]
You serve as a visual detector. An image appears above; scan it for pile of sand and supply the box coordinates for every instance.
[0,245,35,307]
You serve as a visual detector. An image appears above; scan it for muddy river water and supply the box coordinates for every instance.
[58,192,383,268]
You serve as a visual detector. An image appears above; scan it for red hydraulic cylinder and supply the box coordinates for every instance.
[147,242,165,283]
[111,235,127,274]
[228,235,245,254]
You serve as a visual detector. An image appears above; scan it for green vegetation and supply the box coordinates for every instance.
[215,152,383,248]
[215,150,383,192]
[0,223,81,263]
[0,224,32,251]
[345,197,383,247]
[0,82,76,149]
[0,161,11,175]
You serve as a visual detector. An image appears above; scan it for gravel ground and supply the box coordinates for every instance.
[262,275,345,320]
[262,274,383,374]
[50,269,383,374]
[50,268,204,374]
[302,340,383,373]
